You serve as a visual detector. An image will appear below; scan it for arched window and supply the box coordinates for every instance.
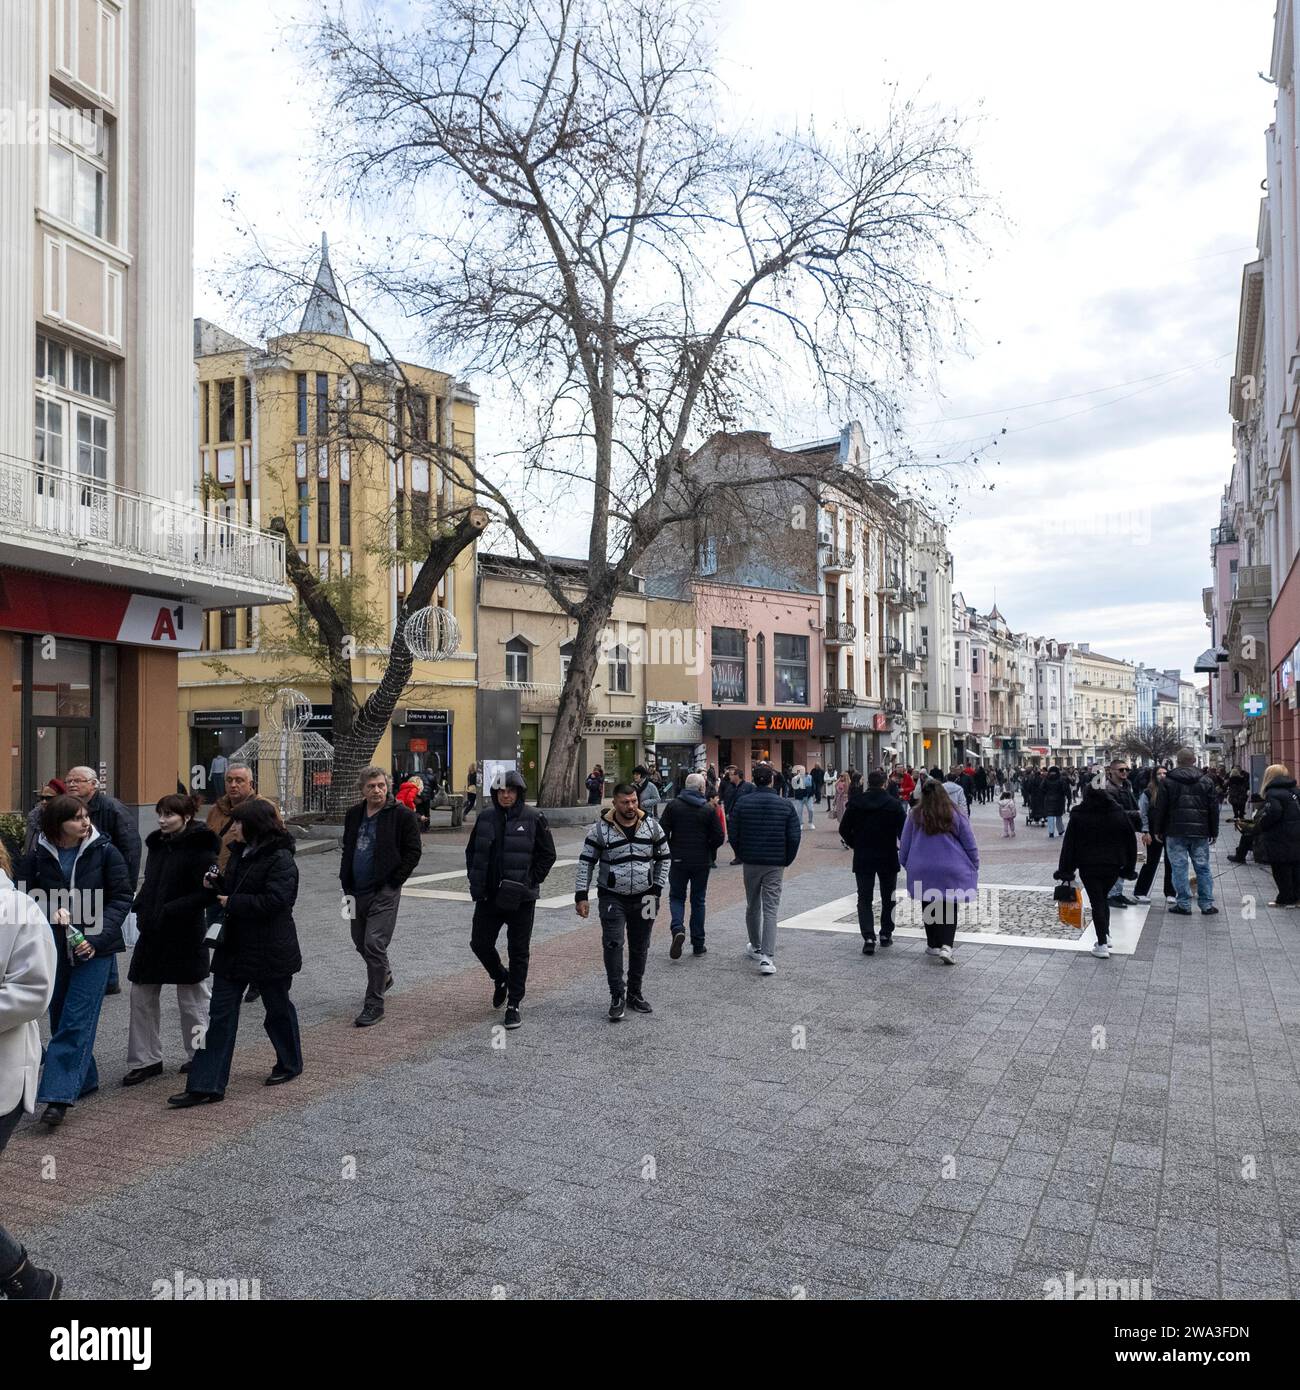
[505,637,530,685]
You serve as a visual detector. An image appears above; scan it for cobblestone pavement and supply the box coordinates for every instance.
[4,797,1299,1300]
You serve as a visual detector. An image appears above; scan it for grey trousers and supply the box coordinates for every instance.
[351,885,402,1010]
[743,864,785,957]
[127,980,213,1069]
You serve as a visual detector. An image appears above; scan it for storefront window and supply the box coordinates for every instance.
[711,627,746,703]
[31,639,92,717]
[774,634,809,705]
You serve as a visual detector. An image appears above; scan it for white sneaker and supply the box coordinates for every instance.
[937,945,955,965]
[925,946,941,955]
[1091,942,1111,959]
[1132,894,1150,904]
[1165,896,1178,905]
[744,942,761,960]
[758,955,776,975]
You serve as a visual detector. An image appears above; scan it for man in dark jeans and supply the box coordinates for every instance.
[837,769,907,954]
[658,772,725,958]
[575,783,670,1020]
[340,766,423,1028]
[466,769,556,1029]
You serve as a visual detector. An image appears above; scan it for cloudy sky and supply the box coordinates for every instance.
[194,0,1279,680]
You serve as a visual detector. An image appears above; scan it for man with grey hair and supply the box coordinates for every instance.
[340,766,423,1027]
[65,765,140,995]
[658,770,725,957]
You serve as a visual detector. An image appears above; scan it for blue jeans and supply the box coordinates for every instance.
[37,948,113,1106]
[668,862,710,945]
[1165,837,1214,910]
[797,796,816,826]
[1046,815,1061,835]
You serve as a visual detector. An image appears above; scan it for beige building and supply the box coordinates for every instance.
[477,555,656,797]
[180,243,478,800]
[1069,645,1138,762]
[1,0,289,819]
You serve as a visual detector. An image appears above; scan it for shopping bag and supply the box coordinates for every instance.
[1057,888,1083,929]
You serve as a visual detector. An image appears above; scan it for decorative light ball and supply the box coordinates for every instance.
[404,606,461,661]
[272,687,313,732]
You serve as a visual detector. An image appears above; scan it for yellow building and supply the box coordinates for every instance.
[1069,645,1138,762]
[179,241,478,801]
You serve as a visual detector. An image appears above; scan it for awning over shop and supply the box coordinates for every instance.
[1194,645,1228,673]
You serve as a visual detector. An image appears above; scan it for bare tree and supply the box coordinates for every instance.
[273,0,985,804]
[1106,726,1194,766]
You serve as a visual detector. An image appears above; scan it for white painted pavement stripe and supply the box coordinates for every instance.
[405,858,580,887]
[778,890,1151,956]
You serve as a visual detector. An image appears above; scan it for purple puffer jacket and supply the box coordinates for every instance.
[899,812,980,900]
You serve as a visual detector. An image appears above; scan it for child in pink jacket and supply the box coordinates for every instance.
[998,791,1017,837]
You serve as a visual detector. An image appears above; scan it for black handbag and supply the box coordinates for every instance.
[494,878,539,911]
[1052,880,1076,903]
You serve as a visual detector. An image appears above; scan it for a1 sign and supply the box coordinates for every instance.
[1242,693,1267,718]
[116,595,203,651]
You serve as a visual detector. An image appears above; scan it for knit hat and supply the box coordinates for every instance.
[45,777,67,795]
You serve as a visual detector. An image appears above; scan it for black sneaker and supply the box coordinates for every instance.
[627,994,653,1014]
[608,994,626,1022]
[692,944,707,956]
[879,934,893,947]
[1168,905,1193,916]
[243,984,261,1004]
[39,1103,67,1127]
[862,940,875,955]
[354,1007,384,1027]
[669,931,685,959]
[1201,906,1220,915]
[1106,897,1129,910]
[122,1063,163,1087]
[492,977,508,1009]
[504,1006,522,1029]
[0,1252,61,1300]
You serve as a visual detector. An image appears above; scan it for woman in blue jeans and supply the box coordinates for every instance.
[15,794,133,1129]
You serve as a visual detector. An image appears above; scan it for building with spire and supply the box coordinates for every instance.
[179,237,479,794]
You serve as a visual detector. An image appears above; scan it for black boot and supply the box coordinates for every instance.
[0,1250,62,1300]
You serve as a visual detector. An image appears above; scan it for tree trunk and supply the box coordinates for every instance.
[537,585,618,807]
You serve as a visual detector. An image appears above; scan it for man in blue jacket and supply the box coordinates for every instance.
[727,763,801,976]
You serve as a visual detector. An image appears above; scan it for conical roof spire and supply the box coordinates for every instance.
[300,232,351,337]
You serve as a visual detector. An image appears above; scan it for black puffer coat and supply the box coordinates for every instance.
[1040,771,1067,817]
[838,788,907,871]
[1056,788,1137,882]
[465,771,557,903]
[209,833,301,982]
[1151,766,1220,840]
[129,822,220,985]
[658,790,725,870]
[1251,777,1300,865]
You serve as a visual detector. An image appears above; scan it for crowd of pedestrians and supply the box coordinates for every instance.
[1,744,1290,1299]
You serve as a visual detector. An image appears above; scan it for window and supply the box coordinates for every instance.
[919,571,928,602]
[505,637,530,685]
[756,633,766,703]
[71,348,112,401]
[559,639,575,685]
[218,380,235,442]
[318,480,330,542]
[35,397,64,466]
[711,627,746,703]
[956,688,962,715]
[36,335,67,386]
[920,625,929,657]
[696,536,717,575]
[317,549,330,579]
[74,410,108,481]
[409,391,429,442]
[46,99,106,238]
[297,481,309,544]
[339,483,351,546]
[296,374,308,435]
[954,643,960,667]
[242,377,253,438]
[608,645,631,693]
[971,650,980,675]
[774,634,809,705]
[316,373,329,434]
[219,610,236,650]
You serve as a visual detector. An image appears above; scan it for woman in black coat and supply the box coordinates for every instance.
[124,794,220,1087]
[1252,764,1300,907]
[1054,779,1137,959]
[168,799,302,1107]
[16,795,133,1128]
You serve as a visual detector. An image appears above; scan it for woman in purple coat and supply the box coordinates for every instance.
[899,780,980,965]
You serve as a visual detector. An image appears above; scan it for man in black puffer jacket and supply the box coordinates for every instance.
[1150,749,1219,916]
[658,772,725,958]
[838,770,907,953]
[466,769,556,1029]
[340,766,423,1028]
[1040,767,1067,837]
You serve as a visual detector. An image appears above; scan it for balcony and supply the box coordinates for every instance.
[900,650,922,673]
[883,697,905,716]
[876,571,902,594]
[1211,524,1238,546]
[1233,565,1271,602]
[0,456,292,608]
[826,687,859,709]
[824,619,856,645]
[880,635,902,661]
[890,586,919,611]
[822,548,856,574]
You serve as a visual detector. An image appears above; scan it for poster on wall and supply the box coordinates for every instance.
[645,700,704,744]
[481,758,517,792]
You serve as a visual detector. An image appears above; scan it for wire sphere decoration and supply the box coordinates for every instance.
[404,605,461,662]
[271,687,314,732]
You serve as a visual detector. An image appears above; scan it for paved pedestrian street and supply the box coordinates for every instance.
[4,799,1300,1301]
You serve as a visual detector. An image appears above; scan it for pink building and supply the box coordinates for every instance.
[692,582,836,776]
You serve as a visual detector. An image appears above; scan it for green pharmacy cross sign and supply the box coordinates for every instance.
[1242,694,1267,718]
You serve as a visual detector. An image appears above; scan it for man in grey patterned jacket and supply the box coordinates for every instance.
[575,782,670,1021]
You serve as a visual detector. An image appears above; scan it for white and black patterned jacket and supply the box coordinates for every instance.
[574,808,670,901]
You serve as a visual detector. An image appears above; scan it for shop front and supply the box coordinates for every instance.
[583,715,643,791]
[189,709,257,803]
[392,707,454,791]
[702,708,843,778]
[645,700,704,787]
